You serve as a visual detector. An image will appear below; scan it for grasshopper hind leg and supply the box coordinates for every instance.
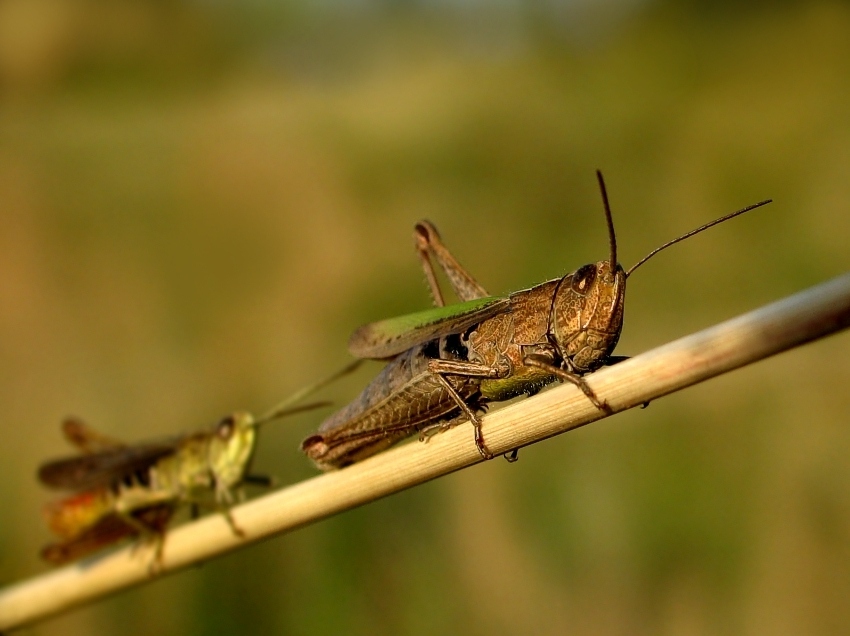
[414,221,489,305]
[413,221,505,459]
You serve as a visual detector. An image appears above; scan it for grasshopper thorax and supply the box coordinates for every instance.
[549,259,626,374]
[208,412,257,491]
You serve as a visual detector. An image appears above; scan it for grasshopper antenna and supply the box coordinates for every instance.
[253,360,363,426]
[255,400,333,425]
[625,199,772,278]
[596,170,617,270]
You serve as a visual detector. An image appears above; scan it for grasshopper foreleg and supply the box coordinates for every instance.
[221,507,246,538]
[523,356,613,415]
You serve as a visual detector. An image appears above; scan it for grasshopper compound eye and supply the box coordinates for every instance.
[216,416,236,440]
[571,264,597,295]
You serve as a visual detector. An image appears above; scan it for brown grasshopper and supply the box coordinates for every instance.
[302,172,770,470]
[39,362,358,565]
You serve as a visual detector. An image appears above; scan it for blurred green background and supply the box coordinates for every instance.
[1,0,849,634]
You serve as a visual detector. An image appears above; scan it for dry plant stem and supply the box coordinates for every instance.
[2,273,850,631]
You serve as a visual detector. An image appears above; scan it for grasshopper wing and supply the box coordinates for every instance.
[38,442,177,492]
[348,296,510,359]
[61,417,126,453]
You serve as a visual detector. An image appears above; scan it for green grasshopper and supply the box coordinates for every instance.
[39,362,359,565]
[302,172,770,470]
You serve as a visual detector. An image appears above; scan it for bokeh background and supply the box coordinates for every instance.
[1,0,849,634]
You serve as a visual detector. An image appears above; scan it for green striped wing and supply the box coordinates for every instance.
[348,296,511,359]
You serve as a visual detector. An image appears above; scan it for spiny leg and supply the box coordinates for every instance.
[428,358,520,463]
[433,374,493,460]
[414,221,489,303]
[415,224,445,307]
[426,358,509,460]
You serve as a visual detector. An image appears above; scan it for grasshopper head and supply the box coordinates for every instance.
[548,171,626,374]
[208,412,257,491]
[549,259,626,374]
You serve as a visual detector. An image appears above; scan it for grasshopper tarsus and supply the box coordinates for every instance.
[475,443,494,461]
[222,508,246,538]
[472,417,495,460]
[504,449,519,463]
[561,369,611,413]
